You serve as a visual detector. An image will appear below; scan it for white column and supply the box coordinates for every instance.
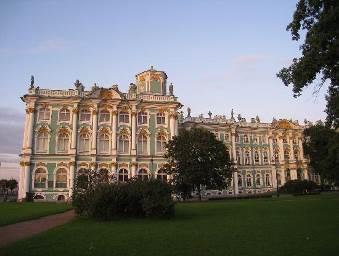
[18,164,25,200]
[278,136,284,163]
[169,113,175,139]
[289,135,294,161]
[304,169,309,180]
[71,107,78,151]
[272,167,277,188]
[268,135,273,165]
[69,163,75,198]
[112,110,117,154]
[298,138,305,160]
[22,109,29,150]
[111,163,117,181]
[131,163,137,178]
[24,163,30,195]
[91,109,98,152]
[131,112,136,153]
[231,130,236,163]
[233,171,239,195]
[26,107,35,151]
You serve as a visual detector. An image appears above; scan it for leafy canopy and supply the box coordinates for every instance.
[277,0,339,128]
[164,128,232,198]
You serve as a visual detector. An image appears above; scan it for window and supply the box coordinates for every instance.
[253,136,258,144]
[118,169,129,182]
[138,169,149,181]
[99,110,110,122]
[283,138,288,143]
[119,135,129,153]
[265,174,271,186]
[79,109,91,121]
[277,173,282,186]
[59,108,70,121]
[263,151,268,163]
[294,150,299,160]
[156,112,165,125]
[235,135,239,143]
[55,168,67,188]
[255,174,261,186]
[98,168,109,183]
[243,135,249,143]
[254,151,259,163]
[38,108,50,121]
[77,168,89,189]
[37,130,48,153]
[119,111,129,123]
[238,175,243,187]
[156,134,166,153]
[34,168,47,188]
[286,169,291,181]
[138,112,147,125]
[245,151,250,165]
[137,134,147,155]
[246,174,252,187]
[284,149,290,160]
[236,151,241,164]
[98,133,110,153]
[274,151,279,162]
[157,169,167,182]
[79,133,90,153]
[57,133,69,153]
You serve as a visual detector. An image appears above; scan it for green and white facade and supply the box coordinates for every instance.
[19,67,312,201]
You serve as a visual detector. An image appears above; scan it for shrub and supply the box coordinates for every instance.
[73,177,175,220]
[279,180,319,194]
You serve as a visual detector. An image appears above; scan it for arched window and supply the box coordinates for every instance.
[99,110,110,122]
[79,133,90,153]
[265,174,271,186]
[255,174,261,186]
[238,174,243,187]
[263,151,268,163]
[37,130,48,153]
[243,135,249,143]
[156,134,166,153]
[283,137,288,143]
[274,151,279,162]
[286,169,291,181]
[57,132,69,153]
[138,111,147,125]
[118,168,128,182]
[34,168,47,188]
[119,135,129,153]
[79,109,91,121]
[284,149,290,160]
[156,112,165,125]
[59,108,70,121]
[254,151,259,163]
[236,151,241,164]
[294,150,299,160]
[157,169,167,182]
[245,151,250,165]
[119,111,129,123]
[297,168,302,180]
[98,133,110,153]
[246,174,252,187]
[77,168,89,189]
[277,173,282,186]
[138,169,149,181]
[253,136,258,144]
[137,134,147,155]
[55,168,68,188]
[38,108,50,121]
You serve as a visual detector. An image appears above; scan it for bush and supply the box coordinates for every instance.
[73,178,175,220]
[279,180,319,194]
[25,192,35,202]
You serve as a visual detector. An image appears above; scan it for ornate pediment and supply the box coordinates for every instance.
[87,88,122,100]
[273,119,297,130]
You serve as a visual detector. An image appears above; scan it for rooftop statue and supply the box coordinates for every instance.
[187,107,191,117]
[208,111,212,119]
[30,75,34,89]
[169,83,174,96]
[231,109,234,120]
[256,115,260,123]
[237,114,242,122]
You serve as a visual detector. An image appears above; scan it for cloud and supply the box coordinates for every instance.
[232,54,269,65]
[0,107,24,155]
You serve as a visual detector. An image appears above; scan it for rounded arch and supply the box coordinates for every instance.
[55,168,68,188]
[57,195,66,201]
[34,194,45,200]
[33,168,48,189]
[156,168,168,182]
[137,168,149,181]
[118,168,129,183]
[98,168,109,183]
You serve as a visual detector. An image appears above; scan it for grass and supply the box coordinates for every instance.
[1,194,339,256]
[0,202,72,227]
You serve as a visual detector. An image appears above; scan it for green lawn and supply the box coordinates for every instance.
[0,202,72,227]
[1,194,339,256]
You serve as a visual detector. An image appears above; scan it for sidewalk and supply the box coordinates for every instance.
[0,210,75,247]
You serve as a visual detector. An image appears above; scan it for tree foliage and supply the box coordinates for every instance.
[303,124,339,186]
[277,0,339,128]
[164,128,232,199]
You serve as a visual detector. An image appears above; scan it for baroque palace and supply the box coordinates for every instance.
[19,67,313,201]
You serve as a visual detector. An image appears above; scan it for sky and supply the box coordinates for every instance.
[0,0,328,163]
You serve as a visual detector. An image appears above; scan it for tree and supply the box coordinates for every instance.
[303,124,339,186]
[6,179,18,192]
[277,0,339,128]
[164,128,232,200]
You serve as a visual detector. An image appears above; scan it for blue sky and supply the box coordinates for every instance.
[0,0,328,157]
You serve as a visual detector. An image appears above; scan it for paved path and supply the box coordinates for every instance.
[0,210,75,247]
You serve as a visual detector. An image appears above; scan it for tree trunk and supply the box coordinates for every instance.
[197,185,202,201]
